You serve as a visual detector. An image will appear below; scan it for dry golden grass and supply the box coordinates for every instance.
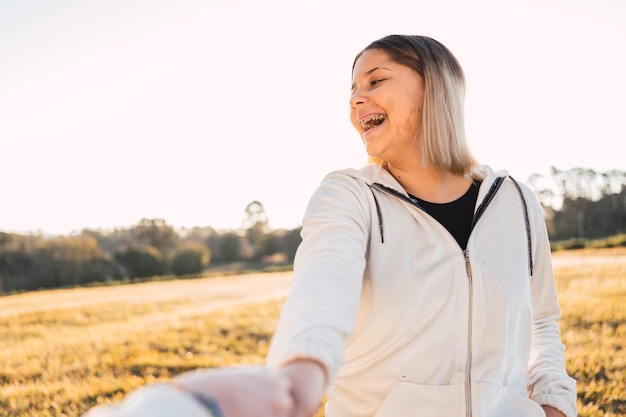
[553,247,626,416]
[0,249,624,416]
[0,273,291,417]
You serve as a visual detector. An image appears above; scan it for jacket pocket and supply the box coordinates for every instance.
[475,382,545,417]
[373,381,464,417]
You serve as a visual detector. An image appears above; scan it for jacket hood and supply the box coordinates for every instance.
[325,163,512,197]
[322,163,519,248]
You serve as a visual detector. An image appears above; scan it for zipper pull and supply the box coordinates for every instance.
[463,250,472,278]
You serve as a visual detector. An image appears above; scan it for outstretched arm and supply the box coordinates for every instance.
[83,366,294,417]
[175,366,294,417]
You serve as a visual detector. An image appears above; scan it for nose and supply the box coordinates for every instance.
[349,90,366,110]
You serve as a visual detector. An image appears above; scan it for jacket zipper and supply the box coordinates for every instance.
[462,177,505,417]
[371,176,507,417]
[463,249,473,417]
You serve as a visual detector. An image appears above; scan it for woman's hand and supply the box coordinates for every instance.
[175,366,294,417]
[280,359,327,417]
[542,405,566,417]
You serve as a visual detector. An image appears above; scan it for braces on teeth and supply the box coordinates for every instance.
[359,114,385,131]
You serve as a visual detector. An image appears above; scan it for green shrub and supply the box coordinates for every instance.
[170,243,211,276]
[114,245,165,279]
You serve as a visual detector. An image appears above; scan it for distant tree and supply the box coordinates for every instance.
[0,234,111,291]
[170,243,211,276]
[44,235,108,287]
[242,201,269,230]
[0,232,17,247]
[179,226,217,245]
[80,228,127,254]
[551,186,626,240]
[0,233,30,291]
[243,201,269,259]
[528,167,626,240]
[130,219,179,254]
[216,232,242,262]
[258,233,280,258]
[114,245,165,279]
[279,227,303,263]
[0,246,36,292]
[549,167,626,203]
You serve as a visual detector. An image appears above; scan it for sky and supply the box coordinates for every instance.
[1,0,625,236]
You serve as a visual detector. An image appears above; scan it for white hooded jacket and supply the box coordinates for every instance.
[267,163,577,417]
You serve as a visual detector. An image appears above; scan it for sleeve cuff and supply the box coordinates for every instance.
[535,395,578,417]
[83,384,215,417]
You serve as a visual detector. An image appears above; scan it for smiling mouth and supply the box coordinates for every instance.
[359,114,386,131]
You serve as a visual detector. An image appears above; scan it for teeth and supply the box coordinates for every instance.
[359,114,386,131]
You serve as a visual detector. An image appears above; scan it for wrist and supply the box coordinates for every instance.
[175,383,224,417]
[281,359,327,416]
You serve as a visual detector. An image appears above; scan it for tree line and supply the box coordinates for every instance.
[1,168,625,294]
[527,167,626,241]
[0,201,301,294]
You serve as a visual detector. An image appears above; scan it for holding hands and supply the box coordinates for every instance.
[278,359,327,417]
[83,366,298,417]
[175,366,295,417]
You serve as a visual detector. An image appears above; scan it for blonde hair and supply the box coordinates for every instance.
[353,35,478,176]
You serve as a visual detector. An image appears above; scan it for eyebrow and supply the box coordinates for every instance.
[351,66,392,92]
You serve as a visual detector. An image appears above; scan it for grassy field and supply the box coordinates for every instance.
[553,248,626,416]
[1,248,625,416]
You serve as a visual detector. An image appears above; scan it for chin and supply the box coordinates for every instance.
[364,143,384,161]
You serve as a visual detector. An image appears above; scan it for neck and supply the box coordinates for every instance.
[387,164,472,203]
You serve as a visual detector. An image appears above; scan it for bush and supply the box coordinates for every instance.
[170,243,211,276]
[602,233,626,248]
[564,238,588,250]
[217,232,242,262]
[114,245,165,279]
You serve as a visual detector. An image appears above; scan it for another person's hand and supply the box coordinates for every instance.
[542,405,566,417]
[175,366,294,417]
[280,359,327,417]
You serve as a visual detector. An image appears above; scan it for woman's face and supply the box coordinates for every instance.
[350,48,424,166]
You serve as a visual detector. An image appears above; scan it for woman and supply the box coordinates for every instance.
[267,35,577,417]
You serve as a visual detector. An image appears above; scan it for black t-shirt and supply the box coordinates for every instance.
[409,180,481,250]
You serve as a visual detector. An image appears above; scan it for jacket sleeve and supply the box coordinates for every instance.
[523,186,578,417]
[266,172,371,383]
[82,384,214,417]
